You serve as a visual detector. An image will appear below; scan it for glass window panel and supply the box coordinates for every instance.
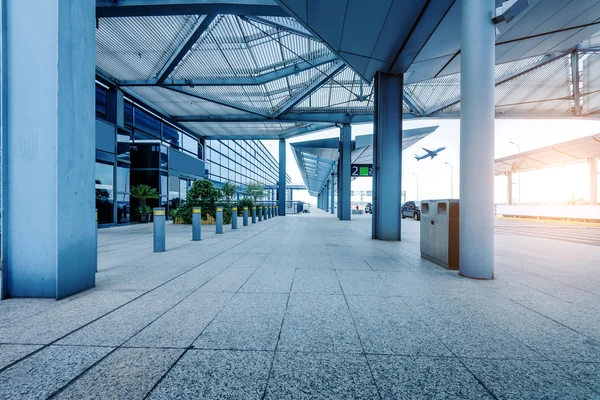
[161,173,168,197]
[134,108,161,137]
[160,145,168,170]
[124,102,133,126]
[134,129,160,142]
[117,128,131,163]
[180,179,188,201]
[116,194,130,224]
[95,85,107,116]
[96,161,114,224]
[163,125,180,148]
[183,134,198,156]
[116,162,130,193]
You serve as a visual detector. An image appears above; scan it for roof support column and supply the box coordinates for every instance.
[278,139,286,216]
[459,0,495,280]
[339,124,352,221]
[325,181,330,212]
[1,0,97,298]
[330,174,335,215]
[507,171,513,206]
[590,158,598,205]
[372,72,403,240]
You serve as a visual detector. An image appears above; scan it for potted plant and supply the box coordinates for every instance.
[130,184,159,223]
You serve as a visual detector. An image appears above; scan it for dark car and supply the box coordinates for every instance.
[401,201,420,221]
[365,203,372,214]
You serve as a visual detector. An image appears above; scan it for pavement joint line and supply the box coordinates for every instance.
[259,262,295,400]
[0,218,285,380]
[142,222,287,400]
[334,268,383,400]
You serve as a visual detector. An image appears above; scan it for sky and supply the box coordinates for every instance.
[262,118,600,206]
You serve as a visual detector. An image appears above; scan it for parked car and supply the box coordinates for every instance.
[365,203,372,214]
[401,201,420,221]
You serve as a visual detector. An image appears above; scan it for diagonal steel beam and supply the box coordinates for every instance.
[164,86,272,118]
[403,89,424,116]
[96,0,287,18]
[156,15,216,84]
[243,16,313,38]
[426,51,569,116]
[274,62,345,117]
[119,54,338,87]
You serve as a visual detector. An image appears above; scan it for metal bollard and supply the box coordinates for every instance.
[276,205,279,216]
[252,207,257,223]
[268,205,272,219]
[264,206,267,220]
[243,207,249,226]
[216,207,223,234]
[192,206,202,241]
[258,206,263,222]
[232,207,238,229]
[265,206,269,219]
[153,207,166,252]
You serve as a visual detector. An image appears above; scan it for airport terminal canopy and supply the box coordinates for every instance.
[96,0,600,143]
[291,127,438,195]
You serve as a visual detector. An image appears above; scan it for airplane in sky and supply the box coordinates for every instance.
[414,147,446,161]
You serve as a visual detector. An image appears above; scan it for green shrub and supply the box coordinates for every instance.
[238,197,254,210]
[188,180,221,221]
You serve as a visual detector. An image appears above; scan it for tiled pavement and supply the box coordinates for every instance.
[1,210,599,399]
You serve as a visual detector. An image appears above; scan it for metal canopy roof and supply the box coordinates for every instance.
[291,126,439,195]
[494,133,600,175]
[95,0,600,142]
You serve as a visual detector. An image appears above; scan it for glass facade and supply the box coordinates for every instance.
[95,82,286,224]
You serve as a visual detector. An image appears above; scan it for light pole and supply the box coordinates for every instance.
[509,142,521,203]
[412,172,419,201]
[445,162,454,198]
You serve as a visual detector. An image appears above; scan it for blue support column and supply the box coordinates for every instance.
[459,0,495,279]
[153,208,166,252]
[339,124,352,221]
[231,207,238,229]
[325,182,330,212]
[372,72,403,240]
[330,174,335,215]
[279,139,287,216]
[337,162,342,219]
[1,0,96,299]
[192,207,202,241]
[216,207,223,234]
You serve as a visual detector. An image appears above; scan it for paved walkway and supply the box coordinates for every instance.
[1,211,600,399]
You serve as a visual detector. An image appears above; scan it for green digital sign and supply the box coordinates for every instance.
[351,164,373,177]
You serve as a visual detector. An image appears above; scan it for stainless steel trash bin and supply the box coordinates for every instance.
[420,199,459,270]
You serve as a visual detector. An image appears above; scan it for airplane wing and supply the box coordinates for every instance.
[422,147,435,156]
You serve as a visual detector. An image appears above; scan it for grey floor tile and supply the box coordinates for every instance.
[198,267,256,292]
[278,294,362,353]
[126,292,232,348]
[265,351,379,399]
[194,293,288,350]
[555,361,600,393]
[0,345,112,400]
[55,347,183,400]
[147,350,272,399]
[346,296,452,356]
[336,270,396,296]
[291,269,342,294]
[0,344,43,370]
[463,358,599,399]
[239,267,295,293]
[368,355,493,399]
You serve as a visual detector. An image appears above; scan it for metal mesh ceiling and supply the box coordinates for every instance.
[96,10,600,140]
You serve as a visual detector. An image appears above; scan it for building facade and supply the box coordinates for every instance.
[95,82,287,226]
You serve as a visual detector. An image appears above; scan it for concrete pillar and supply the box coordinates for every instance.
[337,162,342,218]
[331,174,335,214]
[591,158,598,205]
[372,72,403,240]
[279,139,286,216]
[507,171,513,205]
[325,181,330,212]
[339,124,352,220]
[192,207,202,241]
[153,208,166,252]
[1,0,96,299]
[459,0,495,280]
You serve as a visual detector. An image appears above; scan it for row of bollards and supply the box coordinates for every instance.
[153,205,279,252]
